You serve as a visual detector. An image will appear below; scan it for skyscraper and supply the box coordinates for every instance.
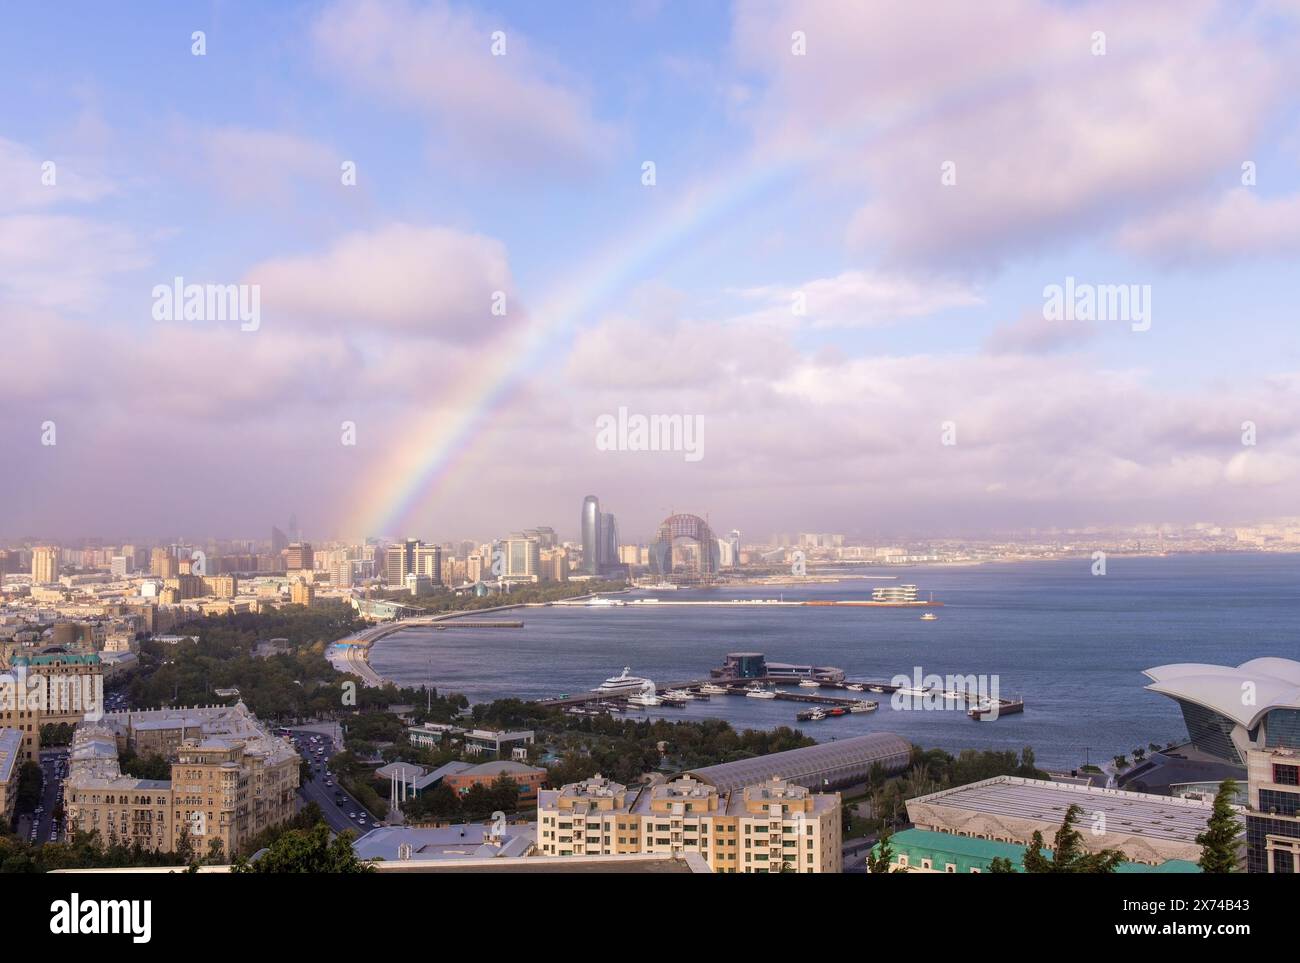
[581,495,601,575]
[600,512,619,572]
[270,526,288,555]
[31,546,59,585]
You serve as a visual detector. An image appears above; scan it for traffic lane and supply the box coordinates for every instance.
[289,732,375,835]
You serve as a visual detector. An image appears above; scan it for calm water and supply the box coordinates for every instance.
[370,554,1300,770]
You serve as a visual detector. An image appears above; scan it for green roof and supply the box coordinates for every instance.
[879,828,1202,873]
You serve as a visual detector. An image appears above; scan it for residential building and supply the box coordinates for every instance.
[537,774,842,873]
[64,702,299,855]
[32,546,59,585]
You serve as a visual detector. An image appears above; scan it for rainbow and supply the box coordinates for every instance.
[345,133,855,539]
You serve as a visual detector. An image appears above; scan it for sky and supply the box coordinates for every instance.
[2,0,1300,544]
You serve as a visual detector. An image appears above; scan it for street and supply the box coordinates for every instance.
[287,727,377,836]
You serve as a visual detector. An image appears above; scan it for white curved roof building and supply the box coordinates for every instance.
[1144,658,1300,764]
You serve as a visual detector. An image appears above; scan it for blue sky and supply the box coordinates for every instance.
[3,0,1300,540]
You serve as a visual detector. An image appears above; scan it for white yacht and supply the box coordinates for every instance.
[849,700,878,714]
[664,689,696,701]
[745,685,777,700]
[699,682,729,695]
[920,612,938,621]
[798,678,821,688]
[895,684,934,698]
[808,708,827,721]
[845,683,866,692]
[627,691,662,707]
[598,667,653,694]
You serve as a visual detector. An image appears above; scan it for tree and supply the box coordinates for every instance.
[866,827,905,873]
[988,856,1016,873]
[231,824,374,873]
[1023,804,1126,873]
[1196,778,1242,873]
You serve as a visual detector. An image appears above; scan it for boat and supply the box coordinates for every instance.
[798,678,821,688]
[808,708,826,721]
[968,698,1025,720]
[699,682,729,696]
[845,683,866,692]
[745,685,777,700]
[628,692,662,707]
[827,706,847,717]
[895,685,934,698]
[664,689,696,701]
[586,597,626,606]
[868,685,886,693]
[920,612,938,621]
[849,700,878,713]
[598,667,654,695]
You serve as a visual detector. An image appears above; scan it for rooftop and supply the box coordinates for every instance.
[909,776,1227,844]
[1144,657,1300,728]
[688,731,912,793]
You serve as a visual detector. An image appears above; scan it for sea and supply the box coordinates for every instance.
[368,553,1300,771]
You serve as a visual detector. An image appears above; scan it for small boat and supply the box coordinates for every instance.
[628,692,662,707]
[808,708,826,721]
[920,612,938,621]
[827,706,847,717]
[868,685,886,693]
[745,685,777,700]
[845,683,866,692]
[665,689,696,700]
[798,678,821,688]
[849,700,877,713]
[699,682,729,695]
[895,685,934,698]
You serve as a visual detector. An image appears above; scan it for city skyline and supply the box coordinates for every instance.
[3,1,1300,541]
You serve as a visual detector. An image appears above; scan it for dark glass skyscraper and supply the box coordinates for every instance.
[581,495,601,575]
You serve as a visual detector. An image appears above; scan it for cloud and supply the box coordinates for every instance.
[0,137,115,212]
[732,0,1298,269]
[244,223,518,341]
[172,125,342,203]
[0,213,147,312]
[1117,188,1300,265]
[312,0,614,173]
[732,270,982,328]
[983,310,1100,355]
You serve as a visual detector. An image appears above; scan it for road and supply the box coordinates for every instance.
[287,728,378,836]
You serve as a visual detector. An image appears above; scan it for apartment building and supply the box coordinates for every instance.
[0,727,22,824]
[65,702,299,857]
[537,774,842,873]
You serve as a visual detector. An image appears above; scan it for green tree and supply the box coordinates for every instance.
[1196,778,1242,873]
[988,856,1016,873]
[1023,804,1126,873]
[232,824,374,873]
[866,827,905,873]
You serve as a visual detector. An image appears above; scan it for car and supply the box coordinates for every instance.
[349,812,357,819]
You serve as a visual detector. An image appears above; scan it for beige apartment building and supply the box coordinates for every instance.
[65,702,299,857]
[537,774,842,873]
[31,546,59,585]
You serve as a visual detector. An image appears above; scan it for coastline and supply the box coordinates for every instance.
[327,598,583,687]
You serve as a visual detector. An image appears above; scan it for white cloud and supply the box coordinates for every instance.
[312,0,614,173]
[245,223,518,341]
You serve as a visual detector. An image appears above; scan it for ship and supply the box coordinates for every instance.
[920,612,939,621]
[598,667,653,694]
[745,684,777,700]
[967,698,1025,721]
